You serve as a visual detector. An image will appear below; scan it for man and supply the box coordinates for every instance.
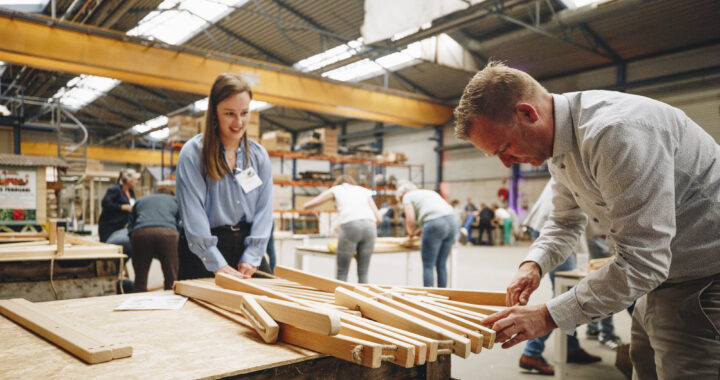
[454,61,720,378]
[127,188,180,292]
[477,203,494,245]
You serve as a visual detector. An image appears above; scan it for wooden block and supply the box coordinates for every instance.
[279,323,383,368]
[0,299,113,364]
[274,265,352,293]
[357,317,441,362]
[333,287,471,358]
[49,221,57,245]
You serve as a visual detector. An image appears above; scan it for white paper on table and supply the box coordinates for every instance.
[114,295,188,311]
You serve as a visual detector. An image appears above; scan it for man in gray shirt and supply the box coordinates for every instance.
[127,189,180,292]
[454,61,720,378]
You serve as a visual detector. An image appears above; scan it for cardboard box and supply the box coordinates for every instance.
[294,195,336,212]
[296,128,338,155]
[167,115,201,141]
[261,130,292,152]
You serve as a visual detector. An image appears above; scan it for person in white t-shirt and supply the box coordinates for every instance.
[303,176,382,283]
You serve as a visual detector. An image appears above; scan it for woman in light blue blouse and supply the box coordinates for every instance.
[176,72,272,280]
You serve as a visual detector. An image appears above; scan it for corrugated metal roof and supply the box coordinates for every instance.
[0,154,68,168]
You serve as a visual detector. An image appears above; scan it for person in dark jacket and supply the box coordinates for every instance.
[98,169,138,242]
[127,188,179,292]
[478,203,495,245]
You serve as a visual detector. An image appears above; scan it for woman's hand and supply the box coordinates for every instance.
[214,265,248,279]
[121,204,132,212]
[237,262,257,278]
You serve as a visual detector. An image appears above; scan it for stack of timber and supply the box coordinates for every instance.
[173,265,505,369]
[0,298,132,364]
[0,224,124,261]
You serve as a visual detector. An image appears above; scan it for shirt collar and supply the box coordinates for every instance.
[551,93,573,158]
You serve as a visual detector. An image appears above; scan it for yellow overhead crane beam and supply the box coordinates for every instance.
[21,142,175,166]
[0,11,453,127]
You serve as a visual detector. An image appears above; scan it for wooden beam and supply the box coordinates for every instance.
[56,227,65,256]
[339,323,415,368]
[341,315,428,366]
[427,298,503,315]
[333,287,471,358]
[48,221,57,245]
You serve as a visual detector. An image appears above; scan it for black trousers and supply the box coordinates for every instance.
[178,222,270,280]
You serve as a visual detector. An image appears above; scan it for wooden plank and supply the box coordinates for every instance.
[341,315,427,366]
[339,323,415,368]
[176,280,340,336]
[334,287,471,358]
[65,235,108,247]
[16,299,133,359]
[215,273,298,303]
[414,296,489,323]
[390,293,495,349]
[273,265,353,293]
[355,287,485,354]
[428,298,503,315]
[56,227,65,256]
[0,299,113,364]
[357,317,443,363]
[49,221,57,245]
[279,323,383,368]
[239,295,279,344]
[398,287,506,307]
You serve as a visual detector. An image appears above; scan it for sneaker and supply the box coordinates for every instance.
[519,354,555,375]
[599,335,623,351]
[567,348,602,364]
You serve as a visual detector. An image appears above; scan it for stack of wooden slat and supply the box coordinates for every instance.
[174,265,505,369]
[0,224,125,261]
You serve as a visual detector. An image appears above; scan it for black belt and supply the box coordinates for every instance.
[211,221,250,233]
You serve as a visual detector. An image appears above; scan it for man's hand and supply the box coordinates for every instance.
[482,304,557,349]
[506,261,542,306]
[214,265,248,279]
[237,262,257,278]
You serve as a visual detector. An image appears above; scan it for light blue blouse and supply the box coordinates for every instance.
[176,134,273,271]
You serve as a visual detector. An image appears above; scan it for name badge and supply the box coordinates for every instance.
[236,167,262,193]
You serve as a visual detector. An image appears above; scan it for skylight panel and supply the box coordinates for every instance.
[51,75,120,111]
[0,0,49,13]
[321,40,424,83]
[294,38,364,72]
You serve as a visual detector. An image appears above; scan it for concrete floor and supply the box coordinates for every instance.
[135,241,630,379]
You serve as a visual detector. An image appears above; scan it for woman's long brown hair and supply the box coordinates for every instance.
[202,72,253,181]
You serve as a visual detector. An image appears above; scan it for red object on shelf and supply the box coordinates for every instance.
[497,188,509,201]
[12,209,24,220]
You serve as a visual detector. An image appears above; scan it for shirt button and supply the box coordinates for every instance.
[202,257,207,261]
[610,229,616,233]
[188,242,192,247]
[236,200,240,204]
[574,192,579,197]
[560,164,566,169]
[593,218,599,223]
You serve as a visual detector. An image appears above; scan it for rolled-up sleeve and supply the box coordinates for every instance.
[241,147,273,266]
[176,144,227,272]
[548,122,676,334]
[525,180,587,277]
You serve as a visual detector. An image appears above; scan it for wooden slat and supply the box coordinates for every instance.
[341,315,427,365]
[339,323,415,368]
[274,265,352,293]
[279,323,383,368]
[398,287,506,306]
[174,281,340,336]
[238,295,279,344]
[334,287,471,358]
[56,227,65,256]
[355,286,485,354]
[0,299,114,364]
[428,298,503,315]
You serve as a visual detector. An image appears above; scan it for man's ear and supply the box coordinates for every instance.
[515,103,539,123]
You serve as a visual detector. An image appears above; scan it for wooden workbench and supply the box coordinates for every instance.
[0,291,450,379]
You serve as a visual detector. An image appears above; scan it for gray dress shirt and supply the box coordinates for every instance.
[524,90,720,334]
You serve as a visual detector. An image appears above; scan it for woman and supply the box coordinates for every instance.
[98,168,138,242]
[176,72,272,280]
[303,175,381,283]
[396,182,457,288]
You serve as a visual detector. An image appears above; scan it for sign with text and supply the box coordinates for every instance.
[0,166,37,224]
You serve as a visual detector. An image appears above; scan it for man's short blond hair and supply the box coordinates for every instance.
[454,61,546,140]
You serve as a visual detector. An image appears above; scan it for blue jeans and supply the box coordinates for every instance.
[523,255,581,357]
[421,215,457,287]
